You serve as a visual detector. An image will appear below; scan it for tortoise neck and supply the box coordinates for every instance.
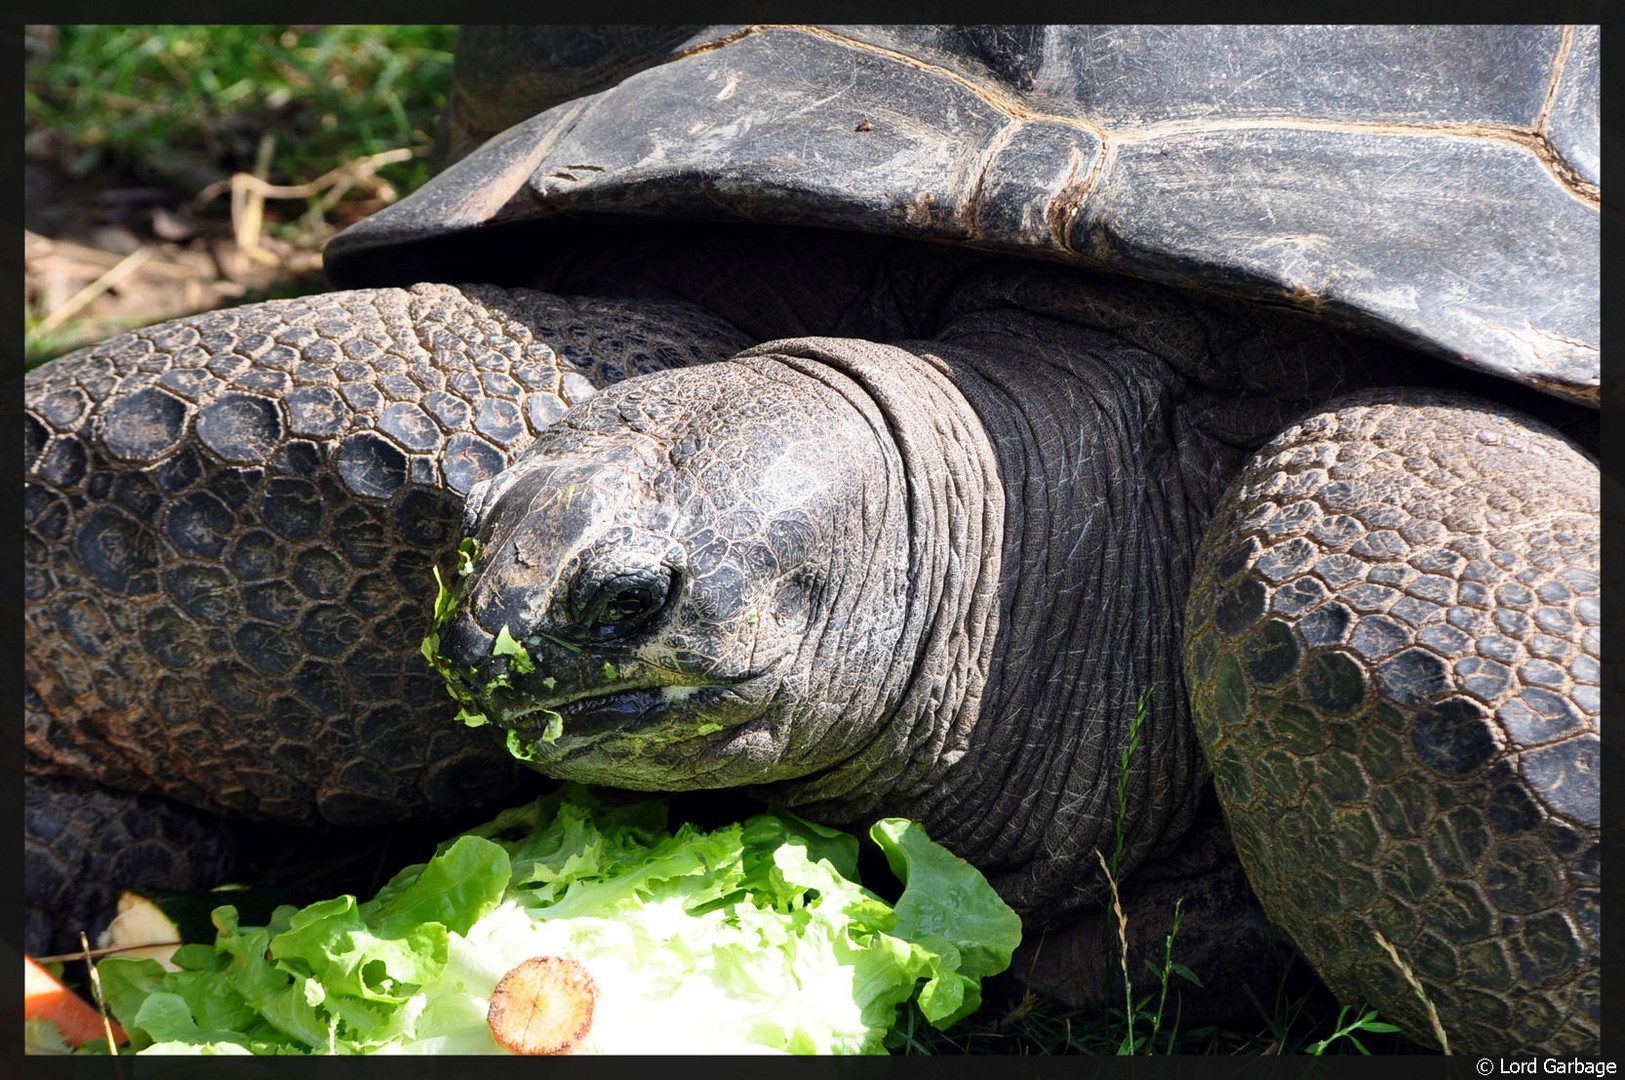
[728,316,1244,924]
[732,337,1005,821]
[894,313,1240,919]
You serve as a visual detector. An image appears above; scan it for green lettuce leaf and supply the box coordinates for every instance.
[871,817,1024,1025]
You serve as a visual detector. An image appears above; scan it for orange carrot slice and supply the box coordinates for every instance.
[486,956,596,1055]
[24,955,125,1047]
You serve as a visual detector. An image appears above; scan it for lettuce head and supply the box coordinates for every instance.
[95,785,1021,1055]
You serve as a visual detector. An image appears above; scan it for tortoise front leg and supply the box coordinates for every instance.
[1184,387,1599,1055]
[24,283,751,953]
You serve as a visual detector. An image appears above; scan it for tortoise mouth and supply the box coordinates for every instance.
[503,684,670,738]
[493,680,745,744]
[480,664,818,789]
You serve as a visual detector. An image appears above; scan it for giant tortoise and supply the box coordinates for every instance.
[24,25,1600,1054]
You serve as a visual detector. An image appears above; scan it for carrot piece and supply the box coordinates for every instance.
[24,955,125,1047]
[486,956,597,1055]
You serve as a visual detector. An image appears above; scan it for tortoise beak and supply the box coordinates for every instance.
[436,610,496,676]
[430,440,655,724]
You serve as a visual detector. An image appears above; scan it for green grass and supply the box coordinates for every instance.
[26,25,456,201]
[25,25,457,366]
[888,957,1420,1054]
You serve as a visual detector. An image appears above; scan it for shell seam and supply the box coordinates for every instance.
[1535,25,1577,135]
[962,120,1025,242]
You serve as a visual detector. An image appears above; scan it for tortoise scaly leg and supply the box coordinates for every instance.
[1184,387,1599,1055]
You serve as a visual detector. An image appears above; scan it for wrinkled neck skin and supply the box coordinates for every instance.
[930,313,1244,919]
[732,339,1006,817]
[760,315,1248,920]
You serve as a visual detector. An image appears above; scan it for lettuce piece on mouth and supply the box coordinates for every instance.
[94,784,1021,1055]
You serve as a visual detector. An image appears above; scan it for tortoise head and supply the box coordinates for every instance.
[429,353,921,791]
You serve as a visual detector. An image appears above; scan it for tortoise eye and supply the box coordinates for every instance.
[577,567,672,640]
[607,586,653,622]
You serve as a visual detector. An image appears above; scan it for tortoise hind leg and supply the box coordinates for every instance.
[1183,387,1599,1056]
[25,772,239,957]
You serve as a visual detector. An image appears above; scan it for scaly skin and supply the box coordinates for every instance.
[1186,389,1600,1053]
